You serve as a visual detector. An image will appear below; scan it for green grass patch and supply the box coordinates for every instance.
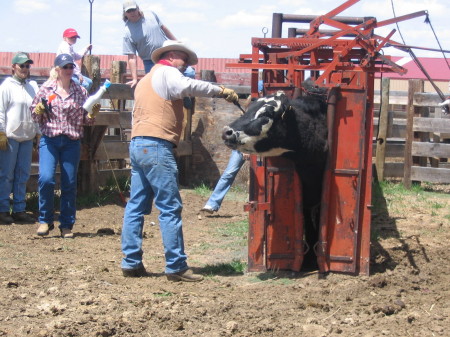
[194,242,213,252]
[379,180,424,199]
[430,201,444,209]
[202,259,246,276]
[193,183,212,198]
[371,180,450,241]
[216,219,248,238]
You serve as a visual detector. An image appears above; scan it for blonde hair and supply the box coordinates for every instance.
[49,67,59,80]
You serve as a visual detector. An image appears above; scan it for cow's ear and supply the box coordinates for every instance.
[277,92,291,109]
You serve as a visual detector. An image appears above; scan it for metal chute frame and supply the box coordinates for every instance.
[227,0,425,275]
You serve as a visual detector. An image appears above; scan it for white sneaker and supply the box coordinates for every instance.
[200,205,216,214]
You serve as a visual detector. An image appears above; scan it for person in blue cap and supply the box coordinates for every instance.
[30,54,99,238]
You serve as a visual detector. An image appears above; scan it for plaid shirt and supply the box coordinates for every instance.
[30,79,95,140]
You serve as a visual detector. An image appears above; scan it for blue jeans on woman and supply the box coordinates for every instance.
[38,135,80,229]
[0,139,33,213]
[205,150,245,211]
[121,136,188,274]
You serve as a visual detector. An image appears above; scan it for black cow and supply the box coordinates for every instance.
[222,87,329,268]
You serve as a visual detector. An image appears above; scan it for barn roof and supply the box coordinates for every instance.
[376,56,450,81]
[0,52,448,83]
[0,52,249,74]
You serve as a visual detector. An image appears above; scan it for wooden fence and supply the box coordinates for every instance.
[27,66,450,193]
[374,78,450,187]
[27,60,248,193]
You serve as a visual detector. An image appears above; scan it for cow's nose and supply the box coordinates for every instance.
[222,126,236,142]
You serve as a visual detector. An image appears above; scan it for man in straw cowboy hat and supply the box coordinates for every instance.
[121,40,239,282]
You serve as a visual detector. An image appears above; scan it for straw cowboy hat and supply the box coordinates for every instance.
[151,40,198,66]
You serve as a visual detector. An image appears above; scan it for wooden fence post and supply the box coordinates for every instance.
[82,55,101,93]
[375,78,390,181]
[79,55,105,194]
[201,70,216,82]
[110,61,127,111]
[403,79,424,189]
[430,107,442,167]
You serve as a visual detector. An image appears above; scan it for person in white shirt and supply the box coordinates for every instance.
[56,28,93,91]
[121,40,239,281]
[0,52,39,224]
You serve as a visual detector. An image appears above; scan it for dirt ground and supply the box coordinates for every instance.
[0,184,449,337]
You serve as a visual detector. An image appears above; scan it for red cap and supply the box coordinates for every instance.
[63,28,80,39]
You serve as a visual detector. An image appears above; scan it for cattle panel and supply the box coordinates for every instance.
[319,73,372,275]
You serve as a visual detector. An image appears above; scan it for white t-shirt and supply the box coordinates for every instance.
[56,41,83,76]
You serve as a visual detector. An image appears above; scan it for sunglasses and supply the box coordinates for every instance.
[62,65,75,70]
[18,64,31,69]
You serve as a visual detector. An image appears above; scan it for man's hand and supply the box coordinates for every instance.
[0,132,8,151]
[88,103,101,119]
[34,102,46,115]
[219,86,239,103]
[84,44,93,55]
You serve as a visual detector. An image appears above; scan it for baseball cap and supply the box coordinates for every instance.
[123,0,138,11]
[63,28,80,39]
[12,52,33,65]
[54,54,75,68]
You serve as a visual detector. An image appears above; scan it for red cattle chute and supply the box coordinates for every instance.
[227,0,425,275]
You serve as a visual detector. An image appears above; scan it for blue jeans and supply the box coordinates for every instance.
[0,139,33,213]
[143,60,155,74]
[121,136,188,274]
[205,150,245,211]
[38,135,80,229]
[72,74,93,92]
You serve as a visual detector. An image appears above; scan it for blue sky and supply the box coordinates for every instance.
[1,0,448,59]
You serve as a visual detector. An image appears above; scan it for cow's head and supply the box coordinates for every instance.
[222,91,293,157]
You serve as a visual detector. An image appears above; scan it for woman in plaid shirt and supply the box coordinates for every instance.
[30,54,99,238]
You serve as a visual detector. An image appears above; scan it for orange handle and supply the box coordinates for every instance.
[48,94,57,103]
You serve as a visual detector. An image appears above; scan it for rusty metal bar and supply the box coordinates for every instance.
[279,14,367,25]
[272,13,282,38]
[384,40,450,54]
[317,87,339,273]
[375,10,427,28]
[291,28,358,37]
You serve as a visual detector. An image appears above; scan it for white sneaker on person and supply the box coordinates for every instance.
[200,205,216,214]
